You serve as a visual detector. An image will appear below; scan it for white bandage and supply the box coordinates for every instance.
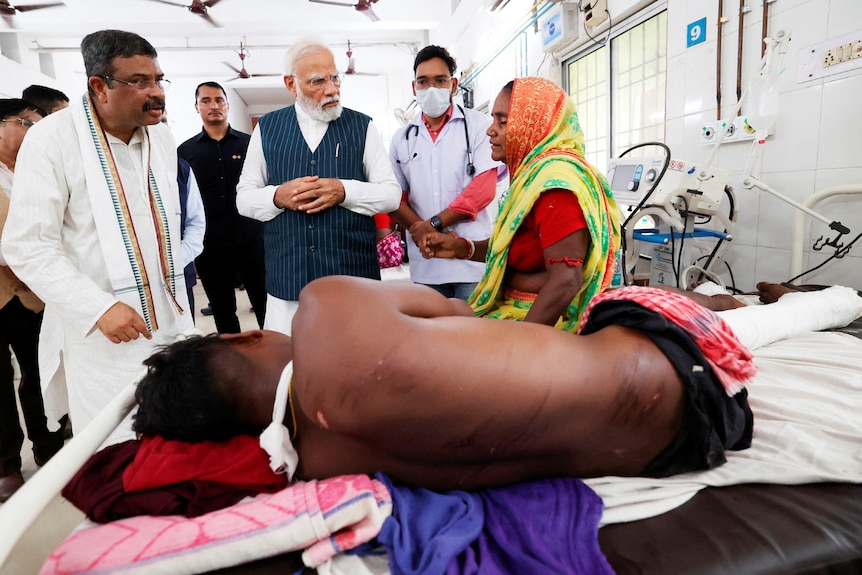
[259,361,299,481]
[718,286,862,350]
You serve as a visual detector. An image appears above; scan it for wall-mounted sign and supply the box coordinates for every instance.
[687,17,707,47]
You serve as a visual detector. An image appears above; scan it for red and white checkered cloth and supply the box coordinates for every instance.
[579,286,756,395]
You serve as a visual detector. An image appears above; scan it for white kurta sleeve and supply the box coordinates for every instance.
[236,125,284,222]
[3,130,116,337]
[339,121,401,216]
[182,169,206,265]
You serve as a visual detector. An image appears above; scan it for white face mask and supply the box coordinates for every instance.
[259,361,299,482]
[415,86,452,118]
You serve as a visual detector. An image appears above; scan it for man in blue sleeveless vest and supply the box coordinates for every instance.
[237,38,400,335]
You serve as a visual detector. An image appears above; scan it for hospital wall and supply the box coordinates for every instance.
[439,0,862,292]
[2,1,859,292]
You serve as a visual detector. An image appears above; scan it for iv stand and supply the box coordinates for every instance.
[721,28,852,254]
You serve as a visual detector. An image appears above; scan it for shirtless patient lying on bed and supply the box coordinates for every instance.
[132,276,758,491]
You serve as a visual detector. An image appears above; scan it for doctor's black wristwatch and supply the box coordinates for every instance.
[429,215,444,232]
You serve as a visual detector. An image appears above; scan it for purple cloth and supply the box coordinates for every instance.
[376,473,613,575]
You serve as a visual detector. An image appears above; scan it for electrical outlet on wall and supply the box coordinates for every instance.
[799,30,862,82]
[824,39,862,67]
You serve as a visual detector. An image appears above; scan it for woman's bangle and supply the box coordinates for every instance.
[458,237,476,260]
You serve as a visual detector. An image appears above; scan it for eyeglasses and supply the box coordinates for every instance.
[292,74,342,89]
[99,75,172,92]
[415,76,453,89]
[0,117,36,129]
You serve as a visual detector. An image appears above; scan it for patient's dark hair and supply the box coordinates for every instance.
[133,334,251,442]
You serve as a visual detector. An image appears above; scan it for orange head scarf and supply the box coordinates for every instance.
[469,77,619,332]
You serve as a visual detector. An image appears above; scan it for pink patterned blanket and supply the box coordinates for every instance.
[41,474,391,575]
[580,286,756,395]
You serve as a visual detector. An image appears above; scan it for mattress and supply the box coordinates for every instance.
[205,481,862,575]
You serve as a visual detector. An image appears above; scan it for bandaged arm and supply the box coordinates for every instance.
[717,286,862,350]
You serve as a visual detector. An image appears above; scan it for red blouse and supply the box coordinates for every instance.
[506,190,587,273]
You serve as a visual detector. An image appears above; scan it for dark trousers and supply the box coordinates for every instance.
[0,297,63,476]
[195,241,267,334]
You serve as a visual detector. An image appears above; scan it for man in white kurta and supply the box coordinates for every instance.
[2,30,192,444]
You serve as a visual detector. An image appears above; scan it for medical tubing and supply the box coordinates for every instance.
[725,261,739,293]
[617,142,672,285]
[691,256,739,293]
[695,185,736,285]
[790,184,862,276]
[671,195,691,287]
[786,231,861,285]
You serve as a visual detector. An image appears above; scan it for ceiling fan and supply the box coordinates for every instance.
[308,0,380,22]
[344,40,382,77]
[0,1,63,27]
[224,42,280,81]
[144,0,222,27]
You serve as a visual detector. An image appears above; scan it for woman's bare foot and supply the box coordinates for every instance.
[756,282,797,304]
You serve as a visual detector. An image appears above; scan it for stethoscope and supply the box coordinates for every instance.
[396,105,475,177]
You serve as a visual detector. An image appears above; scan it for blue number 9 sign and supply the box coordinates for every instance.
[687,17,707,48]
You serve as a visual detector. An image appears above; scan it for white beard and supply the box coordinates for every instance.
[297,92,342,123]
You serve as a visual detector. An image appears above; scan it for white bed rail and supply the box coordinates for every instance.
[791,184,862,278]
[0,376,141,569]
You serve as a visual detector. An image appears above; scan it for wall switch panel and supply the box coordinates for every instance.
[823,39,862,67]
[799,30,862,83]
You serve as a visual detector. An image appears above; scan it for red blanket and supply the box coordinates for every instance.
[63,435,287,522]
[124,434,286,492]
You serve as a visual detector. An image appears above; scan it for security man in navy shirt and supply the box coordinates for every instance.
[178,82,267,333]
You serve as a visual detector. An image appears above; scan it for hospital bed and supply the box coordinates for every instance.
[2,322,861,574]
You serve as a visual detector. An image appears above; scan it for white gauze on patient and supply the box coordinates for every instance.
[259,361,299,482]
[717,286,862,351]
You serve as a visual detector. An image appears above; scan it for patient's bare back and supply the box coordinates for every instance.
[291,276,684,489]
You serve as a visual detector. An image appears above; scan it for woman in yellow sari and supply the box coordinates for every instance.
[423,77,620,331]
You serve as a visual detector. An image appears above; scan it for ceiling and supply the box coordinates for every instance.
[3,0,456,109]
